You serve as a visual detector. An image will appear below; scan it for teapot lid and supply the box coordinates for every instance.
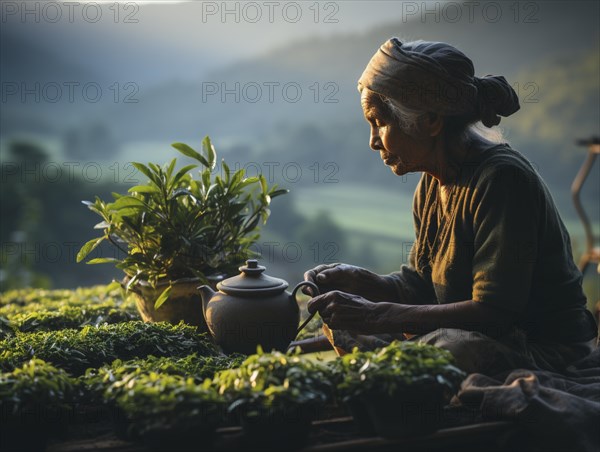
[217,260,288,296]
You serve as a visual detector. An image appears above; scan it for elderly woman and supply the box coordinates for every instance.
[298,38,598,375]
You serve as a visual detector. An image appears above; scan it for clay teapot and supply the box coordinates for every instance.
[198,259,319,354]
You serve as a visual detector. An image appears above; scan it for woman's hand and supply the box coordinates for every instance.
[307,290,391,334]
[303,263,396,302]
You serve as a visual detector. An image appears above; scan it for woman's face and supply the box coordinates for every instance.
[360,89,431,176]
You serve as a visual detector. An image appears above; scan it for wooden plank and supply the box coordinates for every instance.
[48,417,515,452]
[303,421,514,451]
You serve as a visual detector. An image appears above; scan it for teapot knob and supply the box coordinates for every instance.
[239,259,266,276]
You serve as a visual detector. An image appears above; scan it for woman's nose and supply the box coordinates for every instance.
[369,127,382,151]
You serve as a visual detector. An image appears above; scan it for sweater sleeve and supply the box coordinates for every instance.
[470,161,541,314]
[383,175,437,305]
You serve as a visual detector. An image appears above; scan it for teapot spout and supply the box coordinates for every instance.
[198,285,215,316]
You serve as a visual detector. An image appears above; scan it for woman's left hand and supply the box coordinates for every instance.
[307,290,389,334]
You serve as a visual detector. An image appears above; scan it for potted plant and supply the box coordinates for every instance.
[331,341,466,438]
[214,347,334,450]
[77,136,287,331]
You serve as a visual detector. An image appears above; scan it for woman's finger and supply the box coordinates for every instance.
[303,264,341,295]
[303,264,336,285]
[306,292,334,314]
[315,265,347,282]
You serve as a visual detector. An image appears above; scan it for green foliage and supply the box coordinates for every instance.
[0,359,76,418]
[331,341,466,401]
[77,136,287,298]
[79,353,245,444]
[0,317,14,340]
[106,372,223,442]
[214,347,333,418]
[0,321,218,375]
[83,353,245,401]
[0,284,137,334]
[0,284,135,316]
[8,305,137,333]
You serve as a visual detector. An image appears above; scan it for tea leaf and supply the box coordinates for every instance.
[153,285,172,310]
[172,142,211,168]
[172,164,198,186]
[77,237,104,262]
[131,163,158,185]
[87,258,119,265]
[202,136,217,170]
[128,185,160,194]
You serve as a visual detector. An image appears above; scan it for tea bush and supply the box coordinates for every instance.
[331,341,466,400]
[0,321,218,375]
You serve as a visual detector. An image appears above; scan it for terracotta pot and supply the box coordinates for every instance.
[129,275,224,334]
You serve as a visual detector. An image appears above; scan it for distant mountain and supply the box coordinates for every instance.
[2,1,598,164]
[0,31,114,135]
[0,32,107,85]
[96,1,599,143]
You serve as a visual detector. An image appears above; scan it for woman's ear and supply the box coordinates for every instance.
[422,113,444,137]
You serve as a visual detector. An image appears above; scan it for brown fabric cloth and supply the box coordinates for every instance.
[457,347,600,452]
[357,38,520,127]
[325,326,597,375]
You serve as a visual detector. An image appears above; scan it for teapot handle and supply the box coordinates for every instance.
[291,281,320,338]
[291,281,320,303]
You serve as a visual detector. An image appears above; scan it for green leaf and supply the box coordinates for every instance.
[202,136,217,170]
[270,189,289,198]
[165,158,177,180]
[259,175,268,195]
[111,196,146,211]
[230,170,245,189]
[222,161,231,183]
[77,237,104,262]
[173,164,198,185]
[126,272,142,291]
[172,143,210,168]
[154,285,172,310]
[128,185,160,194]
[131,163,156,184]
[170,188,198,204]
[202,169,211,190]
[87,258,119,264]
[148,163,162,179]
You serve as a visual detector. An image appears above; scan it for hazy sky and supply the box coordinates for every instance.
[4,1,419,84]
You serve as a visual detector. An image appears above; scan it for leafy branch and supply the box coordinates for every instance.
[77,136,287,304]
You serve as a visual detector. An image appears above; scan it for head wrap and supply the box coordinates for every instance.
[358,38,520,127]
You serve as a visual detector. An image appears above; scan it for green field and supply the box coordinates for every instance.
[295,184,415,272]
[296,184,415,239]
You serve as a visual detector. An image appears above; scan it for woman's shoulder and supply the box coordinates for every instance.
[470,142,541,187]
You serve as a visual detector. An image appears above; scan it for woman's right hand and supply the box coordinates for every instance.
[302,263,396,302]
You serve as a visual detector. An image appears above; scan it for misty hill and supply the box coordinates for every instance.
[95,1,599,145]
[2,2,598,196]
[0,32,114,137]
